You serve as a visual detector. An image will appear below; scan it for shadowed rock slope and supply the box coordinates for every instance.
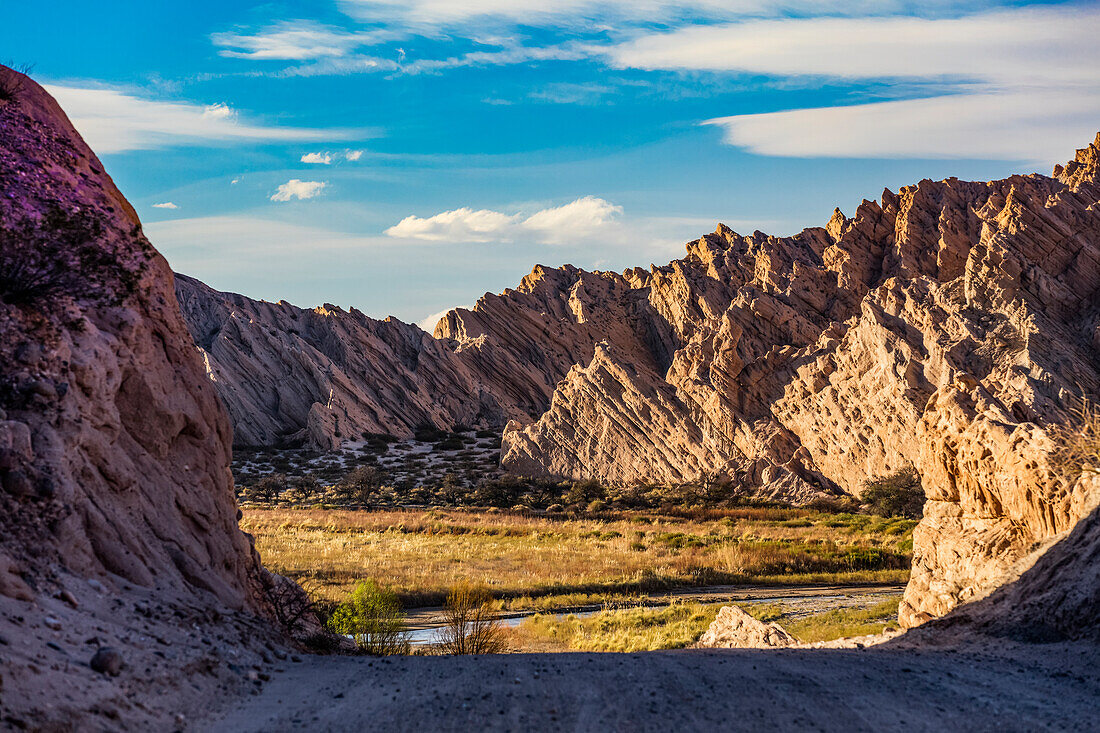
[174,274,556,450]
[0,66,291,728]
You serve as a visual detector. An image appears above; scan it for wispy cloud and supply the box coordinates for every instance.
[529,82,611,105]
[608,5,1100,161]
[336,0,945,27]
[45,84,358,153]
[385,196,622,244]
[704,88,1100,162]
[607,7,1099,84]
[211,20,393,60]
[346,149,364,161]
[301,151,333,164]
[271,179,328,201]
[152,201,179,209]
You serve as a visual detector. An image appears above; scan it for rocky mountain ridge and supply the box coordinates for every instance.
[181,134,1100,630]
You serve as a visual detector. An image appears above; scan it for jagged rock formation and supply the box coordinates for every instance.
[176,275,529,449]
[695,604,796,649]
[0,65,288,727]
[176,131,1100,628]
[493,137,1100,626]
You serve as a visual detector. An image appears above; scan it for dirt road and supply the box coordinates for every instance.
[205,641,1099,732]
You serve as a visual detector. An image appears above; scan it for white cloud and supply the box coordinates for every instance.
[44,84,355,153]
[604,6,1100,161]
[301,151,333,164]
[152,202,179,209]
[338,0,934,27]
[416,306,463,332]
[606,7,1100,84]
[271,179,328,202]
[346,149,364,161]
[385,196,622,244]
[521,196,624,244]
[704,89,1100,162]
[386,207,517,242]
[212,20,392,60]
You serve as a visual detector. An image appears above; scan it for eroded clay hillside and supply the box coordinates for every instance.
[0,65,293,728]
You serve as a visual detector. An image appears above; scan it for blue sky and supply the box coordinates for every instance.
[4,0,1098,327]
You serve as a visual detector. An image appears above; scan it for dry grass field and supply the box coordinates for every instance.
[243,507,914,608]
[507,597,902,652]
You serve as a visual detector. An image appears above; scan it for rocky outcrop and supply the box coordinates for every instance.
[695,605,796,649]
[0,65,288,728]
[916,475,1100,644]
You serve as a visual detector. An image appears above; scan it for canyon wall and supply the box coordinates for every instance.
[0,66,288,727]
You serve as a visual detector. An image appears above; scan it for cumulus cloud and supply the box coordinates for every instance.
[346,149,364,161]
[301,151,333,164]
[44,84,355,153]
[211,20,392,60]
[152,202,179,209]
[385,196,622,244]
[271,179,328,202]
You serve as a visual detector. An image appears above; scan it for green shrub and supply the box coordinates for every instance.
[326,580,410,655]
[860,468,924,519]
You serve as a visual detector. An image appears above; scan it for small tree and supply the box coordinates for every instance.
[334,466,381,505]
[290,474,321,503]
[861,467,924,519]
[438,583,506,655]
[326,580,409,655]
[566,479,605,506]
[247,473,287,503]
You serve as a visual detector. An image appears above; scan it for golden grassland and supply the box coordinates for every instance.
[507,597,901,652]
[243,507,914,608]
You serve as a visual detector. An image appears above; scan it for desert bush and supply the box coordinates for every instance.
[0,208,144,307]
[472,476,526,507]
[414,423,447,442]
[262,574,321,637]
[0,64,32,104]
[1052,394,1100,477]
[438,583,507,655]
[326,579,410,655]
[860,468,924,519]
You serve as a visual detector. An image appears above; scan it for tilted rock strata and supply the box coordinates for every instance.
[917,476,1100,643]
[176,132,1100,627]
[0,66,290,726]
[175,273,604,449]
[490,137,1100,625]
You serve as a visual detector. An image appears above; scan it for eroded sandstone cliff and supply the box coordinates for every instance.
[0,65,290,728]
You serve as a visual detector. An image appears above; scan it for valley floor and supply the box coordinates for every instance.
[204,640,1099,732]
